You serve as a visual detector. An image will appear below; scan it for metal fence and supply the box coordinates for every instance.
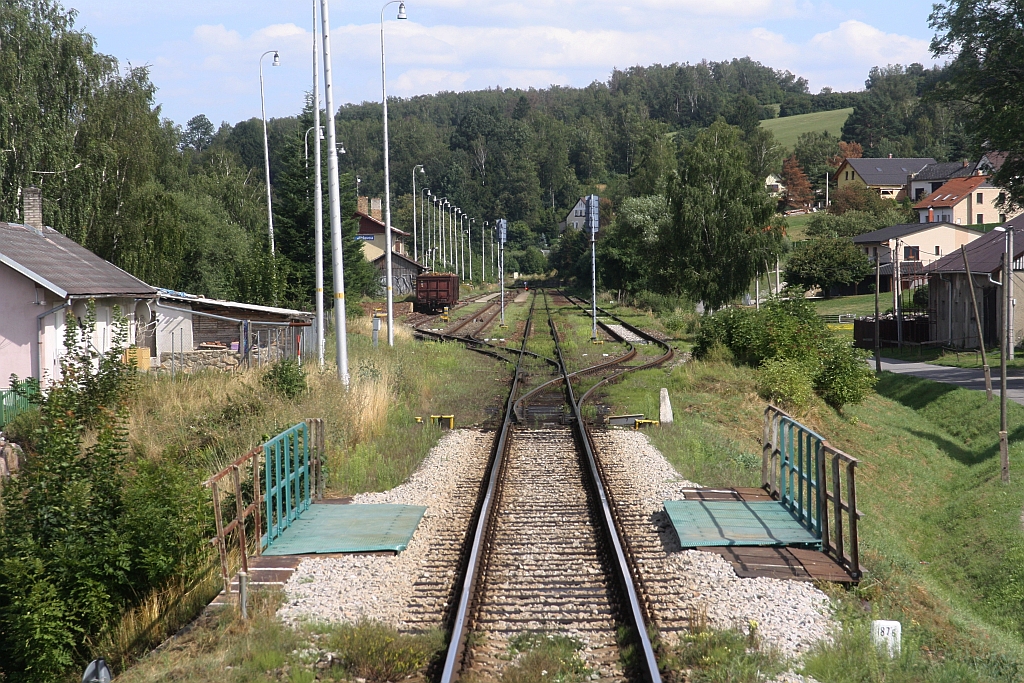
[763,405,862,578]
[0,390,30,428]
[243,322,311,368]
[204,419,324,594]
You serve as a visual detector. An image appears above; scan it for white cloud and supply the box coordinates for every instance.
[127,6,938,123]
[809,20,932,67]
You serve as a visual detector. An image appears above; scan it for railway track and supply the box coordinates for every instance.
[439,292,666,683]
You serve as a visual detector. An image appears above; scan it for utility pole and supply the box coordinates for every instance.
[874,255,881,373]
[319,0,349,385]
[311,0,324,368]
[961,246,993,399]
[412,165,423,261]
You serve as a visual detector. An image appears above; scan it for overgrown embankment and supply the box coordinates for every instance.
[603,360,1024,680]
[1,314,509,681]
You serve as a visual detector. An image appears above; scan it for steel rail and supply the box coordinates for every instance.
[439,292,538,683]
[545,291,663,683]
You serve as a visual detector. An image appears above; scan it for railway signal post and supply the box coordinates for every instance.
[497,219,507,327]
[585,193,600,341]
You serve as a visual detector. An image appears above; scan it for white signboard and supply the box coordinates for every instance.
[497,218,508,244]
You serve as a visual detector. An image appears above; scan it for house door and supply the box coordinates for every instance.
[983,287,998,348]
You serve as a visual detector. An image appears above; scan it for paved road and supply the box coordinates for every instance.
[878,357,1024,406]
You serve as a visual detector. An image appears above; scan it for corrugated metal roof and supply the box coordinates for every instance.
[925,226,1024,275]
[852,222,983,243]
[0,222,156,298]
[845,157,935,186]
[158,290,313,318]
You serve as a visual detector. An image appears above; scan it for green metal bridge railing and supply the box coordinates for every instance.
[763,405,863,579]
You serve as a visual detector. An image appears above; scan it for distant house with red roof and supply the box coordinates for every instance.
[354,196,408,261]
[913,176,1016,225]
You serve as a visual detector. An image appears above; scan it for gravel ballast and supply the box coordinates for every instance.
[278,429,492,629]
[591,429,833,657]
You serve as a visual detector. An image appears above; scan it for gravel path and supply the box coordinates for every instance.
[278,429,493,629]
[592,429,833,657]
[605,323,645,344]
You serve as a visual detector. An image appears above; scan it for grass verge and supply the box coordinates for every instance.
[116,589,445,683]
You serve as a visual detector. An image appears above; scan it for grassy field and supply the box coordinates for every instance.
[811,293,880,317]
[598,360,1024,679]
[760,108,854,150]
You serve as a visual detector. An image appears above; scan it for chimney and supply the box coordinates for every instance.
[23,186,43,234]
[888,153,893,159]
[358,196,369,215]
[928,206,934,223]
[963,159,969,168]
[371,198,382,221]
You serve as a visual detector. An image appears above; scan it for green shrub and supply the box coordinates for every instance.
[0,304,214,681]
[501,633,591,683]
[695,297,874,410]
[813,337,877,409]
[756,357,814,408]
[261,359,307,399]
[912,283,930,308]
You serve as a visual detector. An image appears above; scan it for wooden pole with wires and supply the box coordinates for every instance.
[961,245,993,400]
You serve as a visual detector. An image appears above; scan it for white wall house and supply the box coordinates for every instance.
[0,199,156,389]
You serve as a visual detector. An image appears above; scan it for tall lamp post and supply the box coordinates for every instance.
[497,219,507,325]
[412,164,424,260]
[318,0,349,385]
[470,217,476,281]
[379,0,407,347]
[259,50,281,255]
[482,220,489,282]
[304,122,325,366]
[421,187,430,265]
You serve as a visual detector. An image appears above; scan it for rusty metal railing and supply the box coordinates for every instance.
[205,418,325,594]
[763,405,862,579]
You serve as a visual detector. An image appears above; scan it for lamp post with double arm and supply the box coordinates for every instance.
[379,0,408,347]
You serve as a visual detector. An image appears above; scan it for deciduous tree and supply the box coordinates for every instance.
[781,155,814,210]
[661,121,784,309]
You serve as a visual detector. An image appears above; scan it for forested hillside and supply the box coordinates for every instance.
[0,0,978,311]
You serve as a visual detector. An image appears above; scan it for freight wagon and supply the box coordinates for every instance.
[415,273,460,313]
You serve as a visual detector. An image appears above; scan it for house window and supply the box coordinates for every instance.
[904,246,920,261]
[978,214,984,224]
[873,247,878,258]
[1000,213,1007,222]
[915,188,924,200]
[977,193,984,203]
[935,246,941,256]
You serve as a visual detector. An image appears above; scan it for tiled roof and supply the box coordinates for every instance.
[845,157,935,186]
[913,176,989,209]
[0,222,156,298]
[354,211,410,237]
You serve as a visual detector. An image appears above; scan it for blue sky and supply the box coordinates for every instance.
[64,0,944,127]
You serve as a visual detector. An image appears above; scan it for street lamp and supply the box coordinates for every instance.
[379,0,407,347]
[259,49,280,255]
[454,207,462,277]
[470,217,476,281]
[318,0,350,385]
[304,126,324,168]
[412,165,424,260]
[421,187,430,265]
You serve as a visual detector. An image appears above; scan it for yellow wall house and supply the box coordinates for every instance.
[914,176,1018,226]
[834,157,935,199]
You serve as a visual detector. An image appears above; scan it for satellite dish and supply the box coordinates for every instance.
[134,300,152,324]
[82,659,112,683]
